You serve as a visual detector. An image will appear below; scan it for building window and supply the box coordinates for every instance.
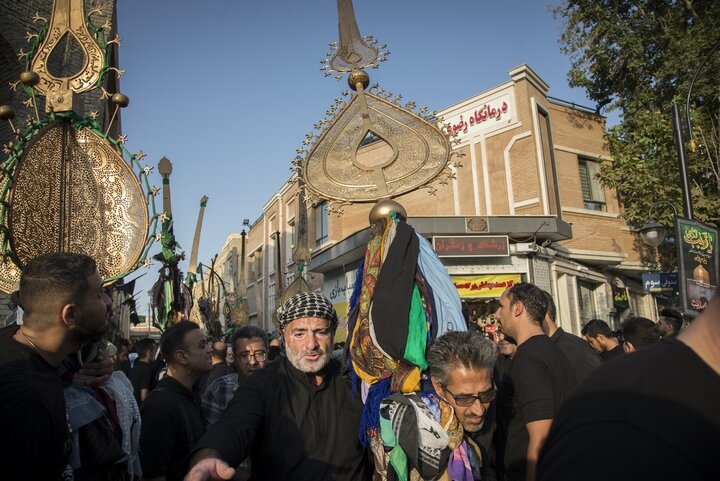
[286,221,295,265]
[315,201,329,245]
[578,158,606,211]
[268,281,276,318]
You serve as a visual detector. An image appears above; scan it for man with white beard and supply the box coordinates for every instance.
[185,292,370,481]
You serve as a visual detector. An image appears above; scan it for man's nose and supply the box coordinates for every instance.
[248,355,258,365]
[305,333,320,350]
[470,398,488,417]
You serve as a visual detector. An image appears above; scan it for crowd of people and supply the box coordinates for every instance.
[0,252,718,481]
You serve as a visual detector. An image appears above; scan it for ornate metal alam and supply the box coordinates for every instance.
[0,0,159,293]
[298,0,462,213]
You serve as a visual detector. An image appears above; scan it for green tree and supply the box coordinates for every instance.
[553,0,720,268]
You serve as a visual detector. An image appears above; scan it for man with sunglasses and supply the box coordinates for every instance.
[493,283,576,481]
[427,330,498,480]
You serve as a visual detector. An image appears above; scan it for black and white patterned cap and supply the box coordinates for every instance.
[277,291,338,329]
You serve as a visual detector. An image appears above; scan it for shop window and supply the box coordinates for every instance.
[578,158,606,211]
[315,201,329,245]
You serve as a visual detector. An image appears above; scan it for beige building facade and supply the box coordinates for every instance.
[217,64,656,337]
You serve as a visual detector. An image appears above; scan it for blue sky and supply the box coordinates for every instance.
[116,0,596,315]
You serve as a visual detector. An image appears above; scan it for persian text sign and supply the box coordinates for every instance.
[451,274,521,298]
[441,93,513,140]
[676,218,719,313]
[433,235,509,257]
[641,273,678,293]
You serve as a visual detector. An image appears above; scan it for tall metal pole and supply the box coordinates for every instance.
[671,103,693,220]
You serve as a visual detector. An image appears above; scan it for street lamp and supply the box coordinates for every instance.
[638,200,679,249]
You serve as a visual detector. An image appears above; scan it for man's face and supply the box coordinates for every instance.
[433,366,494,433]
[226,345,234,366]
[657,317,674,336]
[494,290,516,337]
[234,336,267,378]
[182,329,212,375]
[585,334,604,353]
[75,271,112,340]
[283,317,333,374]
[497,332,517,357]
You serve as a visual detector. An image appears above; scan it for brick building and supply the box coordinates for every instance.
[215,64,655,338]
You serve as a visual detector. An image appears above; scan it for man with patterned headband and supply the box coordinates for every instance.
[185,291,371,481]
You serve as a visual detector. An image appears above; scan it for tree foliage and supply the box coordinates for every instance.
[553,0,720,244]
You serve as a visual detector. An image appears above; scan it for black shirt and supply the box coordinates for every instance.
[550,327,601,382]
[538,337,720,481]
[140,376,205,481]
[196,362,234,394]
[195,357,370,481]
[600,343,624,362]
[128,360,153,405]
[499,335,576,481]
[0,325,71,481]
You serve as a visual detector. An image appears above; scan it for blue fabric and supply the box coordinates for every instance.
[416,232,466,335]
[358,376,392,448]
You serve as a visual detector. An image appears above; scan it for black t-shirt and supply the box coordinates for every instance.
[538,337,720,480]
[128,360,153,405]
[600,343,624,362]
[0,325,72,481]
[499,335,576,481]
[551,328,601,382]
[140,376,205,481]
[195,357,371,481]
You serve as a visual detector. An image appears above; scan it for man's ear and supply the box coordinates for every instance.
[173,349,189,366]
[430,376,443,395]
[60,302,78,328]
[624,341,635,353]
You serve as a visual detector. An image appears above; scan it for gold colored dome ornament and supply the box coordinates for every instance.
[693,264,710,284]
[369,199,407,224]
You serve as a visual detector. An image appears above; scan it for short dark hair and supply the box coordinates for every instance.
[19,252,98,319]
[426,331,496,386]
[621,316,660,350]
[581,319,613,338]
[211,339,227,358]
[160,321,201,363]
[134,338,156,359]
[506,282,548,325]
[542,290,557,323]
[229,325,268,354]
[659,309,683,334]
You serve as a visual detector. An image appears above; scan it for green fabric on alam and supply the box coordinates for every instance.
[403,284,428,370]
[389,444,409,481]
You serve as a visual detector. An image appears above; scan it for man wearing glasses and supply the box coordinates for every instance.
[201,325,269,428]
[426,330,498,480]
[493,283,576,481]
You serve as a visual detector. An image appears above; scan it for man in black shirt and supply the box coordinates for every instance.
[0,252,112,481]
[493,283,575,481]
[537,290,720,481]
[186,292,370,481]
[581,319,624,362]
[195,339,234,394]
[657,308,683,337]
[128,337,157,405]
[140,321,212,481]
[541,290,601,382]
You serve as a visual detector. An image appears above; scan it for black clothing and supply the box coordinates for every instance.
[538,337,720,481]
[466,400,497,480]
[195,357,370,481]
[550,327,601,382]
[492,355,514,481]
[128,360,153,405]
[0,325,71,481]
[600,343,624,362]
[140,376,205,481]
[196,362,233,394]
[499,335,575,481]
